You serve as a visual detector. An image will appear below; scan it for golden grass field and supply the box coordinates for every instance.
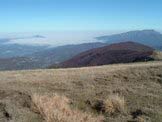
[0,61,162,122]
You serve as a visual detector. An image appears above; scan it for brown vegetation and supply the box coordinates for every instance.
[32,94,104,122]
[0,61,161,122]
[104,95,125,115]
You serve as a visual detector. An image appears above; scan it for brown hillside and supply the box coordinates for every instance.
[60,42,154,68]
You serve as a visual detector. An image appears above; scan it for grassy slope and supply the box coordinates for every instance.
[0,61,162,122]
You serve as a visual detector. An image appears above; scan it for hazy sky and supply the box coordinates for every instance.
[0,0,162,32]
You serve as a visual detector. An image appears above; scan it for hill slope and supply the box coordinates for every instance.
[0,62,161,122]
[60,42,154,68]
[96,30,162,50]
[29,42,107,65]
[0,42,107,71]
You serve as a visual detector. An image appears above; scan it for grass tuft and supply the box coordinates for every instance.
[32,94,104,122]
[104,95,125,115]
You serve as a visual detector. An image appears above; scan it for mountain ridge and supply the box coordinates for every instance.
[96,30,162,50]
[59,41,154,68]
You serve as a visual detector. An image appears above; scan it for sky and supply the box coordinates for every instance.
[0,0,162,33]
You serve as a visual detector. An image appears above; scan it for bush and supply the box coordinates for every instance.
[104,95,125,115]
[32,94,104,122]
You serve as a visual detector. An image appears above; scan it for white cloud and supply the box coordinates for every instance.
[0,30,123,46]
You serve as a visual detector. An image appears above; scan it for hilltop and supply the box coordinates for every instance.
[0,61,161,122]
[59,42,154,68]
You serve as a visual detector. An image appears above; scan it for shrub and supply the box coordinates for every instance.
[104,95,125,115]
[32,94,104,122]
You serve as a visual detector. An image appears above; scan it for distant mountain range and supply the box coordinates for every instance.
[59,42,154,68]
[0,42,107,70]
[0,57,34,70]
[96,30,162,50]
[27,30,162,67]
[0,30,162,70]
[0,37,48,58]
[28,42,107,66]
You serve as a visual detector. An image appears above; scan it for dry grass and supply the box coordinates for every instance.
[136,116,145,122]
[32,94,104,122]
[0,61,162,122]
[151,51,162,60]
[104,95,125,115]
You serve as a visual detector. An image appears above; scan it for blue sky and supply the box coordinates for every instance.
[0,0,162,32]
